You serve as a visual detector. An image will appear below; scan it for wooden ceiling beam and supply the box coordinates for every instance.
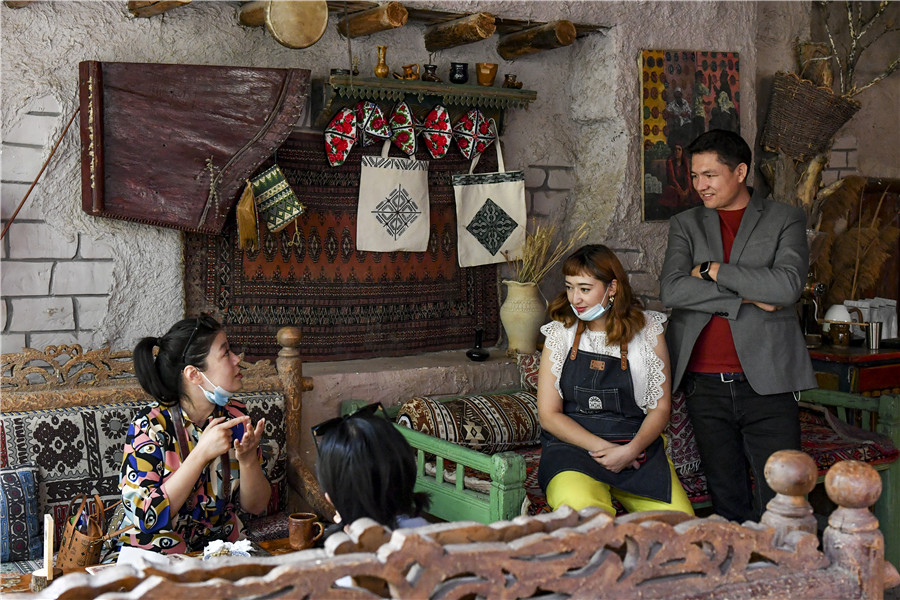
[336,1,408,38]
[424,12,496,52]
[4,1,37,8]
[126,1,191,18]
[497,20,577,60]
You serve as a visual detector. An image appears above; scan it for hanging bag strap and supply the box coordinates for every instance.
[170,404,232,511]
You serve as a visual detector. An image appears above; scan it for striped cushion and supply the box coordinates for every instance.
[396,391,540,454]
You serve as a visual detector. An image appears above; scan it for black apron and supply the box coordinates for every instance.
[538,323,672,503]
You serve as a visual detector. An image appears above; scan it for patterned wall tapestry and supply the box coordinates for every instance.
[185,131,500,361]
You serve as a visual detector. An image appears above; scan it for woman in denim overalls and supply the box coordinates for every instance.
[537,245,693,515]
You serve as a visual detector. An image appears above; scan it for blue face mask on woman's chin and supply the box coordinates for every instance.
[571,288,610,322]
[197,371,234,407]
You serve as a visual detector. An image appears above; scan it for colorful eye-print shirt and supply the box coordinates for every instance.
[113,399,259,555]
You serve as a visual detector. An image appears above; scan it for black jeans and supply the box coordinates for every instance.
[683,373,800,522]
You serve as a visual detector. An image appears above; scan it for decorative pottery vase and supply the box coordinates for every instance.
[499,281,547,355]
[374,46,389,78]
[502,73,518,88]
[449,62,469,84]
[466,327,490,362]
[476,62,498,86]
[421,63,441,82]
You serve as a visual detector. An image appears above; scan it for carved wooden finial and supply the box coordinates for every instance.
[825,459,882,509]
[765,449,818,497]
[277,326,302,352]
[823,460,884,599]
[760,450,818,538]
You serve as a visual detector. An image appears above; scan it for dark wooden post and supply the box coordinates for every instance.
[823,460,885,599]
[760,450,818,543]
[424,12,496,52]
[496,20,576,60]
[337,1,408,38]
[126,1,191,18]
[276,327,330,516]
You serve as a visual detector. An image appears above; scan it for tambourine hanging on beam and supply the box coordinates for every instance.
[238,0,329,49]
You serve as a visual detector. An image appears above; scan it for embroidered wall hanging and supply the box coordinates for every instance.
[185,131,500,361]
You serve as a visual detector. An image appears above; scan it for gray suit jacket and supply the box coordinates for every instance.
[660,191,817,395]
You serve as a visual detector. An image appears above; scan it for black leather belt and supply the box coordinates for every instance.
[690,371,747,383]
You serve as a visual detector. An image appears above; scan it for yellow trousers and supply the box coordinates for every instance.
[545,455,694,516]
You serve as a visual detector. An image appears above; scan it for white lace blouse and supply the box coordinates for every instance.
[540,311,668,414]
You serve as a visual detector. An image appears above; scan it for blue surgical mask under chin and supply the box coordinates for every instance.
[198,371,234,407]
[571,289,610,322]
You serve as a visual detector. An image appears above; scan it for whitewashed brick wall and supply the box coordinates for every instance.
[821,134,860,186]
[1,95,114,353]
[522,164,653,305]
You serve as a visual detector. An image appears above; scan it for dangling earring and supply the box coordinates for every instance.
[608,295,615,307]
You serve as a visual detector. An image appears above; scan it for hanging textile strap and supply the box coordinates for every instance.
[170,404,232,512]
[1,105,80,241]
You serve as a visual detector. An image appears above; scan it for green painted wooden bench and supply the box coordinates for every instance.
[383,390,900,568]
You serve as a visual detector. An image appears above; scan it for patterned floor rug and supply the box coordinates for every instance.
[185,131,501,361]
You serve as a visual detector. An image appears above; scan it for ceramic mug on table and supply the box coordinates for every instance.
[288,512,324,550]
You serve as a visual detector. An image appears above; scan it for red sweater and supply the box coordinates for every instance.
[687,208,746,374]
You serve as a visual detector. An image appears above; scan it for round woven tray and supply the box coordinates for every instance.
[760,71,860,161]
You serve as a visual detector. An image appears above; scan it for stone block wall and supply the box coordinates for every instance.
[1,96,115,353]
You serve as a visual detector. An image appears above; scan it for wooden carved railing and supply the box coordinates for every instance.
[43,452,898,599]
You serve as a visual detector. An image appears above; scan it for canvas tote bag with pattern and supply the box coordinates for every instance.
[357,140,430,252]
[452,125,525,268]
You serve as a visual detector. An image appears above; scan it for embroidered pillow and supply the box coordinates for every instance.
[516,351,541,393]
[396,391,540,454]
[664,389,702,476]
[0,463,42,562]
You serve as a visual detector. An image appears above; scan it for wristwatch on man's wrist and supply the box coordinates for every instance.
[699,261,713,281]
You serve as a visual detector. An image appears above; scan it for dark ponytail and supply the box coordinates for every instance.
[133,315,223,406]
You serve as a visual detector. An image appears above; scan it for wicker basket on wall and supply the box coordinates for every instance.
[760,71,860,161]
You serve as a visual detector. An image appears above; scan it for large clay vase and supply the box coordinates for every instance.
[499,281,548,354]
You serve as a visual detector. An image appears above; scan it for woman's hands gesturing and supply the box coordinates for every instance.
[194,414,265,464]
[234,417,265,464]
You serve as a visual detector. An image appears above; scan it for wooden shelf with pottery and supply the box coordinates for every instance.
[312,74,537,131]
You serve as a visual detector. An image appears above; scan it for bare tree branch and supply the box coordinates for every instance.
[848,55,900,97]
[819,0,846,93]
[857,0,889,40]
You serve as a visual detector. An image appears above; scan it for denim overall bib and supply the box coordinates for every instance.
[537,323,672,502]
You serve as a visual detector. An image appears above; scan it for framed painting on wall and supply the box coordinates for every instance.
[641,49,740,222]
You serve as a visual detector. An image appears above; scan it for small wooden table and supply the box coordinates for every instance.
[0,538,295,595]
[809,344,900,395]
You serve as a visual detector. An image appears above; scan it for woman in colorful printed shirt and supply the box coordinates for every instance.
[113,315,270,555]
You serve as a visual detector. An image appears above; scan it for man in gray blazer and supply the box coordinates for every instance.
[660,129,817,522]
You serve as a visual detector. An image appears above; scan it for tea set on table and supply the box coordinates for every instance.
[819,303,891,351]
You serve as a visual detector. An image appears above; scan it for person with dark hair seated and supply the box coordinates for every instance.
[111,315,270,557]
[313,403,430,533]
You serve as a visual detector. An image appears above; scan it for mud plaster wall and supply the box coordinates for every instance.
[0,0,840,354]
